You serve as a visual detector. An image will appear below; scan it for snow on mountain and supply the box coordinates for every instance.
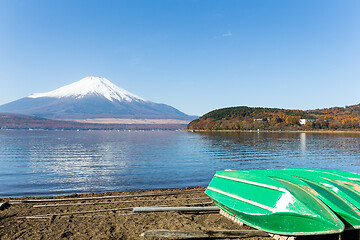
[0,76,194,120]
[29,76,146,102]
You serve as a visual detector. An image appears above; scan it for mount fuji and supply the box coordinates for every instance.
[0,76,194,120]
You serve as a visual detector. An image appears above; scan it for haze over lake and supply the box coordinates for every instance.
[1,130,360,198]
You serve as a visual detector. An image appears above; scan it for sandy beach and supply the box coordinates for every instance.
[0,187,272,240]
[0,187,357,240]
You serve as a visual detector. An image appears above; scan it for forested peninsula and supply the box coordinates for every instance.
[187,105,360,131]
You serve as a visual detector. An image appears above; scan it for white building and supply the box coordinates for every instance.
[299,119,316,125]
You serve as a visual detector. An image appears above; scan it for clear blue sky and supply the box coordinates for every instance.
[0,0,359,116]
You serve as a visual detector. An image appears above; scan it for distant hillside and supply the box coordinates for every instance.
[188,105,360,131]
[0,113,187,130]
[309,104,360,116]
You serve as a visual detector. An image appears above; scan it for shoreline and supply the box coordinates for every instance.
[0,185,208,199]
[187,129,360,134]
[0,187,207,201]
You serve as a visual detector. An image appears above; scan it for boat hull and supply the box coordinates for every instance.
[269,169,360,210]
[249,168,360,230]
[205,170,344,236]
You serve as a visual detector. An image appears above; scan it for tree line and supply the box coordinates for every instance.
[187,105,360,131]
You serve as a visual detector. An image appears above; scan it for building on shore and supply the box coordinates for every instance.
[299,119,316,125]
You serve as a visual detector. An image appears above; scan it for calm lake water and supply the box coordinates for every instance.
[1,130,360,198]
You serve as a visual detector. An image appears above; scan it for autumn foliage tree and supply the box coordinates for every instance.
[187,105,360,131]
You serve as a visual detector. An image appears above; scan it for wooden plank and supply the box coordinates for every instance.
[268,233,296,240]
[219,209,244,226]
[10,189,204,203]
[133,206,219,213]
[18,207,135,219]
[32,197,210,208]
[140,229,270,239]
[20,204,214,219]
[185,202,213,206]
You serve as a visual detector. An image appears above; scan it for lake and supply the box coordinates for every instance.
[1,130,360,198]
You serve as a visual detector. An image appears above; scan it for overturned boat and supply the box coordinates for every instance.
[249,168,360,230]
[205,170,345,236]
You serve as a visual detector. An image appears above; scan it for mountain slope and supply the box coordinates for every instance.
[28,76,146,102]
[0,77,194,120]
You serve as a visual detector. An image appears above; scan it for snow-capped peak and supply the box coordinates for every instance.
[28,76,146,102]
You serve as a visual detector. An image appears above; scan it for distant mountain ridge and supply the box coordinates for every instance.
[0,76,194,120]
[0,113,187,130]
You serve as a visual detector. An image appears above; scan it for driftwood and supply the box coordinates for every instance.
[185,202,213,206]
[10,189,204,203]
[32,197,210,208]
[133,206,219,213]
[140,229,270,239]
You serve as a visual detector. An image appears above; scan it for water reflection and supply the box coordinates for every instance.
[300,133,306,154]
[1,130,360,197]
[196,131,360,171]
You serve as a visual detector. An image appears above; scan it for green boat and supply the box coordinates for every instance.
[275,168,360,209]
[249,168,360,230]
[205,170,344,236]
[304,169,360,180]
[308,169,360,196]
[300,168,360,186]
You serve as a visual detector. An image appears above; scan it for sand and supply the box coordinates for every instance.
[65,118,191,125]
[0,187,355,240]
[0,187,272,240]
